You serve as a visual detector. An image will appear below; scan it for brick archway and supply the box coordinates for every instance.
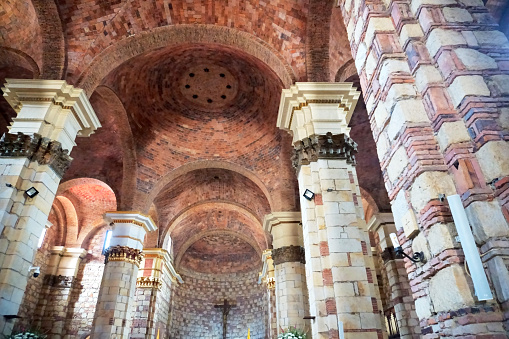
[76,24,296,96]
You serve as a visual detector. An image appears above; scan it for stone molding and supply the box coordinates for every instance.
[136,276,162,290]
[44,274,77,288]
[272,245,305,265]
[0,132,72,177]
[292,132,357,169]
[104,245,144,267]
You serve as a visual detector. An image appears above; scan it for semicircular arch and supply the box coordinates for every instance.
[77,24,296,96]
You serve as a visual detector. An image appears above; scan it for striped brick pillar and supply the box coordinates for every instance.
[278,83,385,339]
[90,212,156,339]
[0,80,100,336]
[367,214,420,339]
[336,0,509,335]
[264,212,309,333]
[132,248,182,339]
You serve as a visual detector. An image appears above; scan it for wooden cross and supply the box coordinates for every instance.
[214,298,236,339]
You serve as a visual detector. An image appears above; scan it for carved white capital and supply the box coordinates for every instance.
[2,79,101,151]
[104,211,157,251]
[264,212,302,249]
[142,248,183,284]
[277,82,361,143]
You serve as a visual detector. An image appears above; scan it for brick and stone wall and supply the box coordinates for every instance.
[169,268,266,339]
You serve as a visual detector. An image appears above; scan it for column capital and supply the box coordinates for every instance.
[105,211,157,251]
[264,212,303,249]
[141,248,183,284]
[263,211,302,233]
[277,82,360,143]
[292,132,358,169]
[272,245,305,265]
[2,79,101,151]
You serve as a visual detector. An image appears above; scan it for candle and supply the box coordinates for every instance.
[389,233,400,248]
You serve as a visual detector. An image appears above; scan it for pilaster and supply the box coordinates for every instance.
[90,212,156,339]
[0,79,100,337]
[259,250,277,339]
[368,214,420,339]
[132,248,181,339]
[264,212,309,333]
[278,83,386,339]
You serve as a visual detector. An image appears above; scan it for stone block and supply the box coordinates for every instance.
[399,23,424,47]
[487,75,509,97]
[379,59,410,88]
[473,30,509,46]
[465,200,509,242]
[355,43,368,73]
[329,238,362,253]
[448,75,491,107]
[436,121,471,151]
[365,17,394,47]
[443,8,473,22]
[426,28,466,57]
[414,295,432,319]
[410,171,456,212]
[429,265,475,312]
[376,133,390,160]
[475,140,509,182]
[455,48,497,70]
[387,99,429,140]
[387,146,409,183]
[427,223,457,255]
[415,64,443,92]
[410,0,456,15]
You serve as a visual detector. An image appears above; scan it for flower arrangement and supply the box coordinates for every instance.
[7,328,47,339]
[278,326,308,339]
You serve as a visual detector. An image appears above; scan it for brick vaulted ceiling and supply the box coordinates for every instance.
[0,0,397,274]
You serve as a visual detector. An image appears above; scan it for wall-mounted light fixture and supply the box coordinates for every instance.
[303,189,315,201]
[25,187,39,198]
[389,233,425,263]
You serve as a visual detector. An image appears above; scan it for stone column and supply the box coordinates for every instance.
[39,247,87,337]
[0,79,100,336]
[259,249,277,339]
[278,83,385,339]
[131,248,182,339]
[90,212,156,339]
[336,0,509,335]
[367,214,420,339]
[264,212,309,333]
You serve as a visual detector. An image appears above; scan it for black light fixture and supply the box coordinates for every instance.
[303,189,315,201]
[390,233,425,263]
[25,187,39,198]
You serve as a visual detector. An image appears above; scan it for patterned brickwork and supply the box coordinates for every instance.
[55,0,307,85]
[0,0,43,70]
[169,269,266,339]
[337,0,509,335]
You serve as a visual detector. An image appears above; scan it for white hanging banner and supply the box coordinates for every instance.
[447,194,493,301]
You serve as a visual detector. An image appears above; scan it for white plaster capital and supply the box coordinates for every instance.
[277,82,361,143]
[2,79,101,151]
[366,212,394,232]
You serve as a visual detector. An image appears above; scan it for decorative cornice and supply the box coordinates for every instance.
[104,245,144,267]
[0,132,72,177]
[136,276,163,290]
[272,245,305,265]
[44,275,77,288]
[292,132,357,170]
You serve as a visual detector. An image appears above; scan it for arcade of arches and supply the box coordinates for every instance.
[1,0,509,338]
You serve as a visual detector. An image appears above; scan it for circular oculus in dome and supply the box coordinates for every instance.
[179,64,238,109]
